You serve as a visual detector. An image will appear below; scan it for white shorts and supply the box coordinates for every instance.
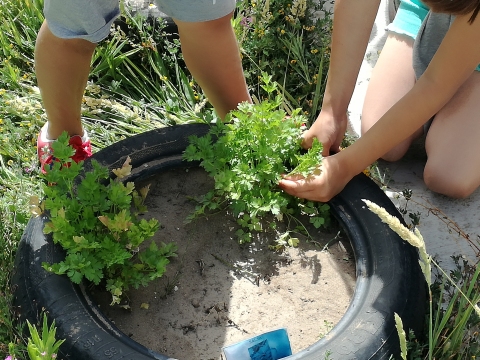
[44,0,236,43]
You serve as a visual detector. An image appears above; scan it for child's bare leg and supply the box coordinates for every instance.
[35,21,96,139]
[174,13,251,119]
[424,72,480,198]
[361,33,422,161]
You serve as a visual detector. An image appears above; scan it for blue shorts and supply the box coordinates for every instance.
[44,0,236,43]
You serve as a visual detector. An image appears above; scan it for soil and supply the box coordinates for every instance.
[90,166,356,360]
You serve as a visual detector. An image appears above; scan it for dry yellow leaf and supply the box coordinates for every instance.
[98,215,110,227]
[139,184,151,199]
[29,195,44,217]
[112,156,132,179]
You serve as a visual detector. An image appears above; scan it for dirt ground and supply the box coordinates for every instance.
[90,166,356,360]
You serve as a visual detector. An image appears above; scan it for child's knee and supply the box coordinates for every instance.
[424,163,476,199]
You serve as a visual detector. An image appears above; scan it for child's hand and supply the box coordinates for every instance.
[302,110,348,156]
[278,154,351,202]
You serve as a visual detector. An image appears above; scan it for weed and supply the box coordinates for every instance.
[25,314,64,360]
[234,0,333,123]
[365,200,480,359]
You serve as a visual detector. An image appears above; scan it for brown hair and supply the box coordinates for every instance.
[422,0,480,23]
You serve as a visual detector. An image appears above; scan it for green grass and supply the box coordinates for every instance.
[0,0,479,359]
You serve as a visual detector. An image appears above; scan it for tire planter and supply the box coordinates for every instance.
[12,124,426,360]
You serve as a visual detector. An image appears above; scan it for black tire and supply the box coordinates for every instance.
[12,124,426,360]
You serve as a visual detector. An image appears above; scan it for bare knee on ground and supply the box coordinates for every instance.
[423,162,476,199]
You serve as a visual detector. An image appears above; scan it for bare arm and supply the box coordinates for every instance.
[339,12,480,176]
[302,0,381,155]
[281,12,480,201]
[322,0,381,117]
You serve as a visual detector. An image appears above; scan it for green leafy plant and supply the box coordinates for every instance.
[183,75,329,244]
[30,132,177,305]
[25,314,64,360]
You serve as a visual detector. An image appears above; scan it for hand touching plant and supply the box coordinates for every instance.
[183,75,329,244]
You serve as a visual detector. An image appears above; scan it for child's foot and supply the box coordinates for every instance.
[37,123,92,174]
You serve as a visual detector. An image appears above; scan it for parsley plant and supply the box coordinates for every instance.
[183,76,329,244]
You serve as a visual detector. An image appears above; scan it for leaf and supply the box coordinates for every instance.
[57,208,66,219]
[108,181,133,208]
[289,137,323,177]
[112,156,132,179]
[183,142,201,161]
[288,237,300,247]
[73,236,83,244]
[83,259,104,285]
[140,303,150,310]
[50,132,76,162]
[394,313,407,360]
[310,216,325,229]
[68,269,83,284]
[139,184,151,199]
[29,195,44,216]
[124,181,135,195]
[34,141,168,306]
[111,209,133,232]
[98,215,110,228]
